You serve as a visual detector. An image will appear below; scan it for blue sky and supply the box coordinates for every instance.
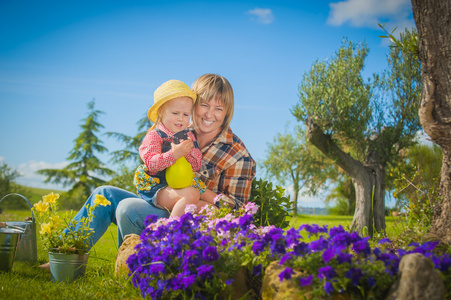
[0,0,415,208]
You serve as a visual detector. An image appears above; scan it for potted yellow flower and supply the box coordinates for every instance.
[32,192,111,282]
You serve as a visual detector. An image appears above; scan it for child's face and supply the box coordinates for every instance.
[160,96,193,133]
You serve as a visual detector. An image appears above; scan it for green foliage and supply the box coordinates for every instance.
[261,128,334,214]
[0,162,33,210]
[325,177,356,216]
[106,113,151,166]
[32,192,111,254]
[106,164,136,192]
[292,40,373,157]
[37,100,115,208]
[379,23,419,59]
[249,178,293,228]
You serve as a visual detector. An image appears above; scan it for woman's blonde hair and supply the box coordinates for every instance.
[191,74,234,134]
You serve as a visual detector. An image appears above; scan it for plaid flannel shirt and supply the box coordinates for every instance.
[195,127,256,208]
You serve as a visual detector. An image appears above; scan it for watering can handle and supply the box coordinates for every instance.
[0,222,26,233]
[0,193,35,221]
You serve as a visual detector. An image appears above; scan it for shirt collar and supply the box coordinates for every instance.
[157,123,175,136]
[214,127,234,145]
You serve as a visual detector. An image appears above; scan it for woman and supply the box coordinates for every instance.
[63,74,256,249]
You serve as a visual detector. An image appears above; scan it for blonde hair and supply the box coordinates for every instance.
[149,104,167,131]
[191,74,234,134]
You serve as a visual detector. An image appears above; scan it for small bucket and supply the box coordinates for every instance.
[0,194,37,263]
[48,252,89,283]
[0,227,23,271]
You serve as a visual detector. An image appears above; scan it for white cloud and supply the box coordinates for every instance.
[15,160,69,191]
[327,0,414,32]
[248,8,274,24]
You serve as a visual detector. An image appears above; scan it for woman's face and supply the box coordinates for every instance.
[194,97,227,137]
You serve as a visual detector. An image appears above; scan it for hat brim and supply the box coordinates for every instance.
[147,91,197,122]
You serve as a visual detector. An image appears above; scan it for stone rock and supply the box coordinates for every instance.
[114,233,141,278]
[261,261,350,300]
[385,252,445,300]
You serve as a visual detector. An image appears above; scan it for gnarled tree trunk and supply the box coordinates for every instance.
[306,118,386,235]
[411,0,451,243]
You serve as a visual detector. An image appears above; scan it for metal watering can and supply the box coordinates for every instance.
[0,193,37,265]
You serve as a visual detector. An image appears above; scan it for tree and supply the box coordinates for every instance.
[411,0,451,243]
[106,114,151,166]
[292,37,421,235]
[0,162,31,210]
[105,114,151,192]
[38,100,115,207]
[261,128,331,214]
[325,177,356,216]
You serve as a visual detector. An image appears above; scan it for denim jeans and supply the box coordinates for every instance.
[64,185,169,249]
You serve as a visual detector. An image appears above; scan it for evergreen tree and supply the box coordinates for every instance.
[38,100,115,208]
[105,114,151,191]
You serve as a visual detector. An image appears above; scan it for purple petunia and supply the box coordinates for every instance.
[318,266,337,280]
[197,264,215,279]
[253,264,263,276]
[300,275,313,286]
[279,267,295,281]
[345,267,363,286]
[202,246,220,262]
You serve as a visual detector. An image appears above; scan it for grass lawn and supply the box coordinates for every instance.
[0,209,405,299]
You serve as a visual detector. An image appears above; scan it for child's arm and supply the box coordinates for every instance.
[139,131,176,172]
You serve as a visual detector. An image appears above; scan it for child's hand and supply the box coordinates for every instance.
[171,138,194,160]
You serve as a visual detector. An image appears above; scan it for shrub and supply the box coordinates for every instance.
[249,178,293,228]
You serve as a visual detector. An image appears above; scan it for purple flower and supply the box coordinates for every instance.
[300,275,313,286]
[433,254,451,272]
[378,238,392,244]
[329,225,345,236]
[308,236,329,252]
[252,240,267,255]
[225,279,234,285]
[300,224,328,236]
[336,252,353,264]
[279,253,292,265]
[279,267,295,281]
[324,281,334,294]
[202,246,219,262]
[322,248,336,263]
[318,266,337,280]
[144,214,159,226]
[293,242,308,256]
[345,267,363,286]
[253,264,262,276]
[368,276,376,288]
[352,237,371,256]
[414,241,440,254]
[285,227,302,246]
[239,214,254,229]
[197,264,215,279]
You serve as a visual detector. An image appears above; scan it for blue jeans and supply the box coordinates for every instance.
[65,185,170,249]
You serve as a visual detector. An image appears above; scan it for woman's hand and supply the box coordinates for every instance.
[171,138,194,160]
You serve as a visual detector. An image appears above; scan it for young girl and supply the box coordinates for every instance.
[134,79,206,217]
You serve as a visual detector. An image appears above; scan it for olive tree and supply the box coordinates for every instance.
[292,37,421,235]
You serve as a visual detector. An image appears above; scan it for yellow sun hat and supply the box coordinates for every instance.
[147,79,197,122]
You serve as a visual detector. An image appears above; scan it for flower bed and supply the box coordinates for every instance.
[127,203,451,299]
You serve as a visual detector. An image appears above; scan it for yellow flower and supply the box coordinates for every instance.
[94,194,111,207]
[34,200,49,215]
[40,222,53,235]
[43,192,59,204]
[50,215,63,228]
